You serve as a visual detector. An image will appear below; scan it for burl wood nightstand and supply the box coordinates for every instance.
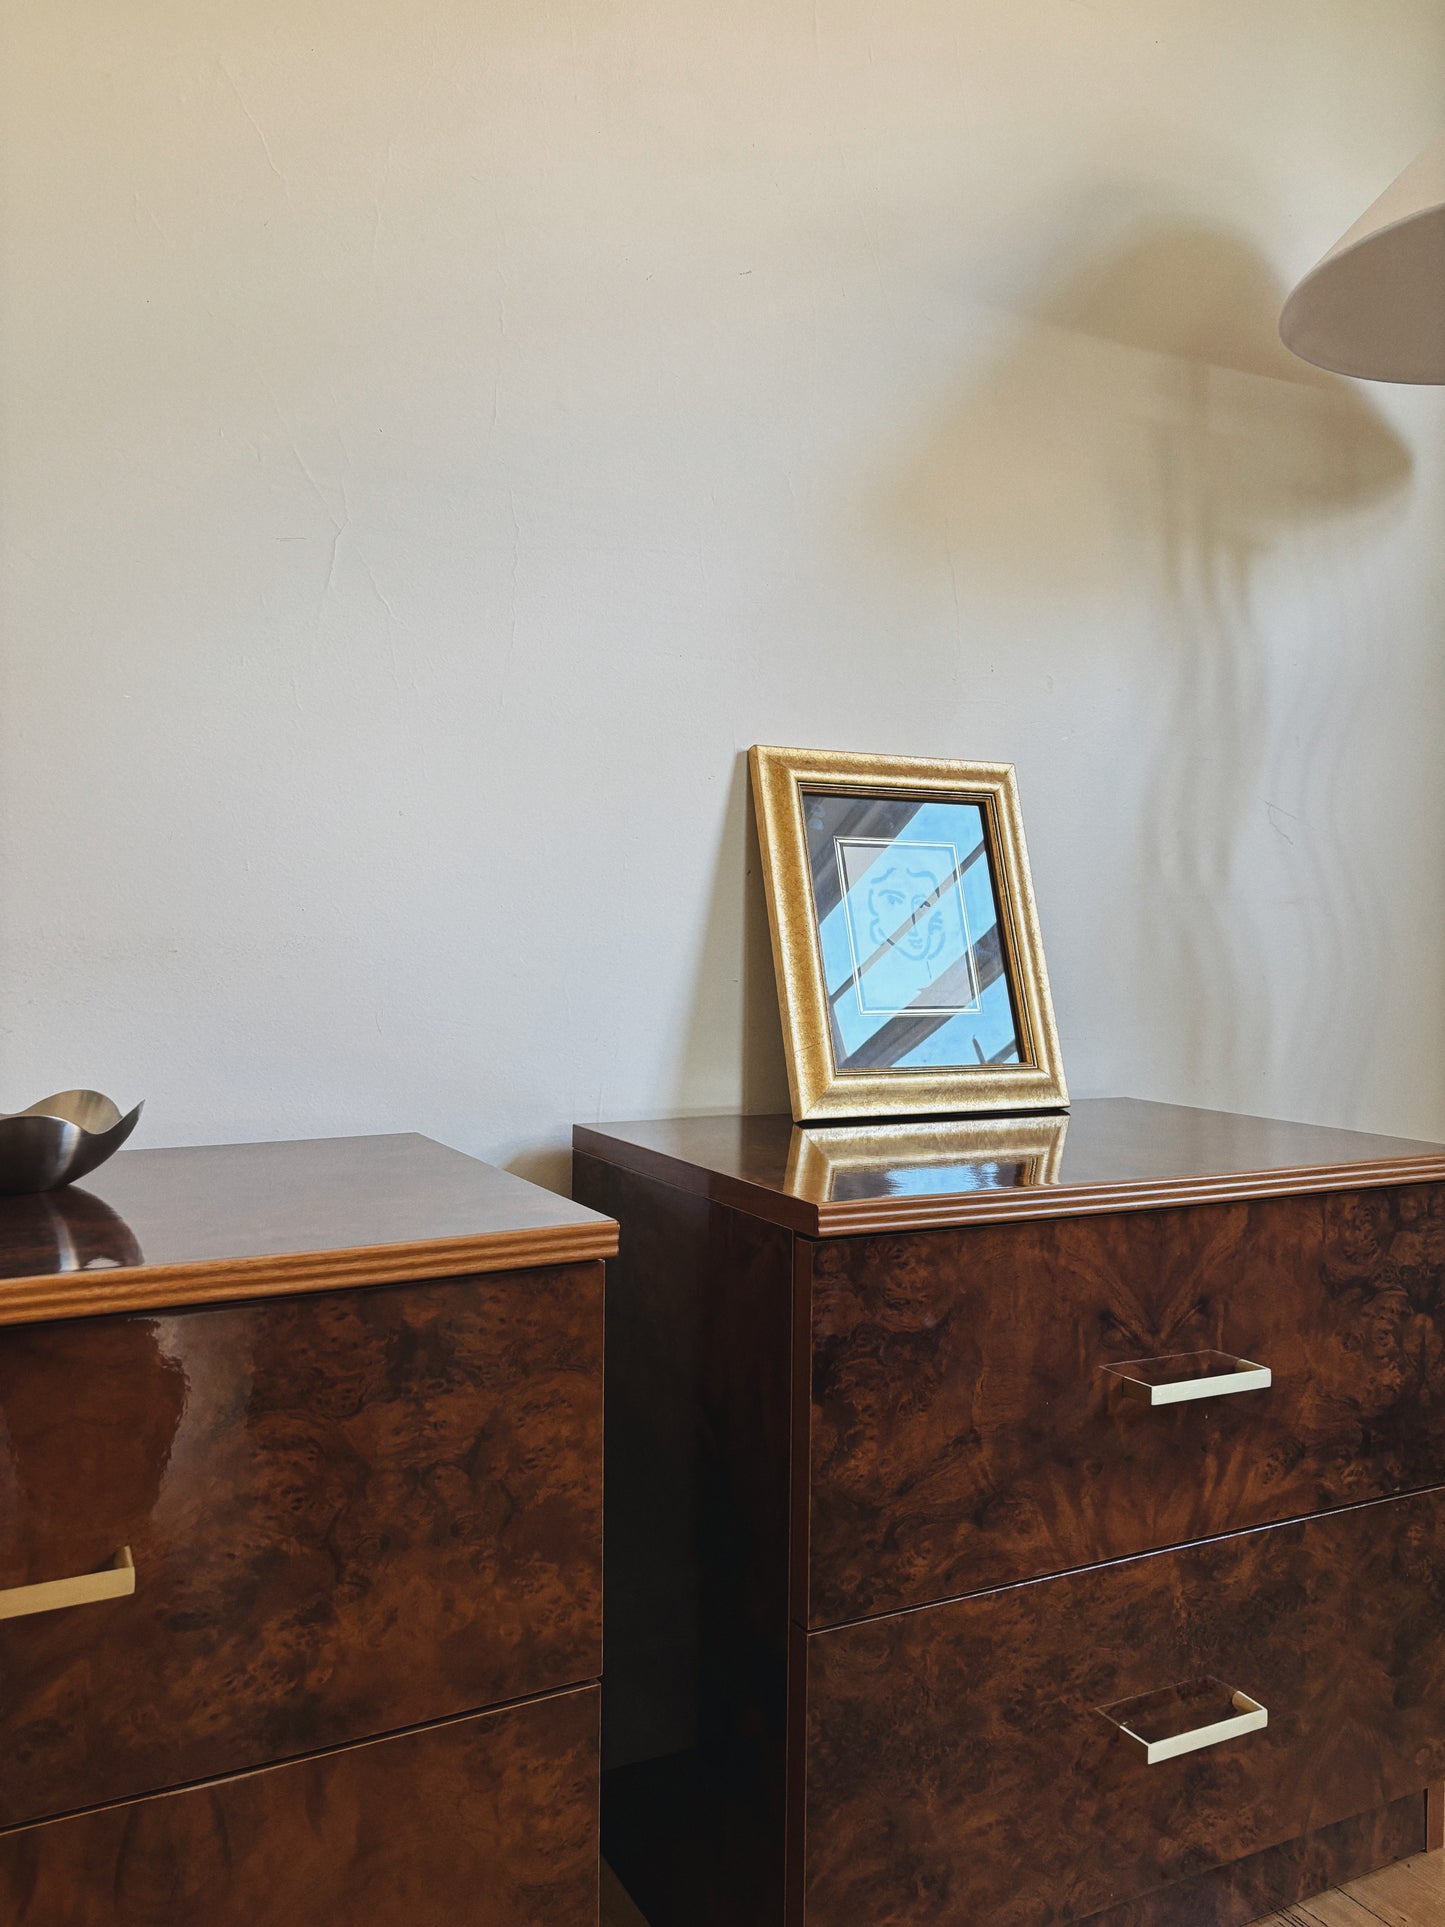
[576,1098,1445,1927]
[0,1132,615,1927]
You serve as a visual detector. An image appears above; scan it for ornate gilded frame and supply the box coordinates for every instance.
[749,744,1068,1123]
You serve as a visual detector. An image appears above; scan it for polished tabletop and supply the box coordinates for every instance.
[0,1133,616,1327]
[574,1098,1445,1236]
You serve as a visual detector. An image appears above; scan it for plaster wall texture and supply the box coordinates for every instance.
[1,0,1442,1185]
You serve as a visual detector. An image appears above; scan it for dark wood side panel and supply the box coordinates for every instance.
[805,1184,1445,1621]
[0,1266,602,1827]
[0,1684,600,1927]
[1084,1794,1427,1927]
[572,1154,793,1927]
[603,1749,786,1927]
[801,1488,1445,1927]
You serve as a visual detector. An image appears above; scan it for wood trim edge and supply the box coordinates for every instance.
[571,1128,821,1233]
[573,1125,1445,1237]
[809,1156,1445,1234]
[0,1223,619,1328]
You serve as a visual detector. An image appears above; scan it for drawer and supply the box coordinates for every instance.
[0,1682,599,1926]
[797,1486,1445,1927]
[801,1184,1445,1622]
[0,1265,602,1828]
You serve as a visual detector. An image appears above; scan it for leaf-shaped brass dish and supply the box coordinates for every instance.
[0,1091,144,1195]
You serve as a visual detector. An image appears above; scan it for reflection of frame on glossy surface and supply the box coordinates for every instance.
[786,1114,1069,1205]
[750,744,1068,1122]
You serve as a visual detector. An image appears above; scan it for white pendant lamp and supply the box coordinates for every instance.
[1280,135,1445,384]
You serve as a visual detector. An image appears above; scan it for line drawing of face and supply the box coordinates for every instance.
[866,862,948,965]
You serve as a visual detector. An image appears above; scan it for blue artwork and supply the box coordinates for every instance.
[803,790,1021,1074]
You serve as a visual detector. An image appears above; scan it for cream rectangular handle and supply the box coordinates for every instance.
[1114,1688,1268,1766]
[1104,1350,1271,1407]
[0,1548,135,1622]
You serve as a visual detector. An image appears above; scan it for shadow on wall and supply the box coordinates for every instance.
[887,220,1413,1104]
[507,1146,576,1194]
[892,224,1411,581]
[672,752,792,1121]
[510,752,790,1198]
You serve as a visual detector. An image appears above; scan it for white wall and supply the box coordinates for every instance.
[2,0,1443,1190]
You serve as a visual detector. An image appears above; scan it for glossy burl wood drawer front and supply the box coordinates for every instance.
[799,1487,1445,1927]
[802,1184,1445,1622]
[0,1683,600,1927]
[0,1266,602,1829]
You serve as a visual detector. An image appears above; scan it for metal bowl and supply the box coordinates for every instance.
[0,1091,144,1195]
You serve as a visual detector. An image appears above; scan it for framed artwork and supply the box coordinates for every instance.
[749,744,1067,1124]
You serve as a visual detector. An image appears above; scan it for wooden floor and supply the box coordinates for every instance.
[1251,1847,1445,1926]
[600,1866,648,1927]
[600,1849,1445,1926]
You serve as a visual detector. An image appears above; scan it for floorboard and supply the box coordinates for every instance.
[1235,1848,1442,1927]
[601,1862,650,1927]
[599,1849,1445,1927]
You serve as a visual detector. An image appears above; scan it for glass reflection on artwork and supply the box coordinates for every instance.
[803,788,1021,1074]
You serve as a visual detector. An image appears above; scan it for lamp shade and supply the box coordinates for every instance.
[1280,135,1445,383]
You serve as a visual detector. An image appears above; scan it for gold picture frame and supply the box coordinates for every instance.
[749,744,1067,1123]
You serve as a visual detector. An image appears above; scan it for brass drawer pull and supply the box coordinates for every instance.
[1103,1350,1271,1407]
[1100,1677,1268,1765]
[0,1548,135,1622]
